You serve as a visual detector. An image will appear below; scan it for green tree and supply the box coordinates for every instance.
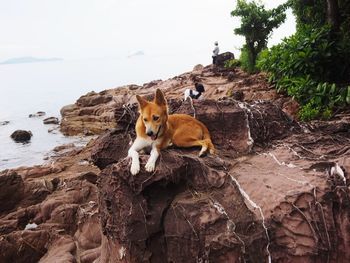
[231,0,288,72]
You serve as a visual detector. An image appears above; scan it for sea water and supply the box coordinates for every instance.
[0,54,207,170]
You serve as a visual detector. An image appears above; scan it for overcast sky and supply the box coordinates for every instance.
[0,0,295,61]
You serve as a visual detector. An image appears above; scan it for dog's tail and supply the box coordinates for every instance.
[202,127,215,155]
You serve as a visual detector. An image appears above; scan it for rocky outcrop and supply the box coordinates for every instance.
[60,90,121,136]
[0,121,10,126]
[10,130,33,142]
[91,98,350,262]
[215,52,235,68]
[43,117,59,125]
[0,170,24,213]
[98,151,268,263]
[29,111,46,118]
[60,66,297,136]
[0,142,101,263]
[2,65,350,262]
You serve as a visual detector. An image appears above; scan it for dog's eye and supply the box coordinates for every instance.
[153,115,159,121]
[143,118,148,122]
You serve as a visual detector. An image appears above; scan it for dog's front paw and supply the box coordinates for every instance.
[145,161,155,173]
[130,163,140,175]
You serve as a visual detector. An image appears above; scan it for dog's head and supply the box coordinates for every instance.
[136,89,168,140]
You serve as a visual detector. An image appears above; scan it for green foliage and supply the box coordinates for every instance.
[257,24,350,121]
[288,0,327,29]
[231,0,287,71]
[224,58,241,69]
[298,101,321,121]
[239,46,256,73]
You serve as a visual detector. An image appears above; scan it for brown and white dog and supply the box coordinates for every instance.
[128,89,215,175]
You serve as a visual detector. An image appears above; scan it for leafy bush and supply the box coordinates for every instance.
[257,25,350,121]
[239,46,256,73]
[224,58,241,69]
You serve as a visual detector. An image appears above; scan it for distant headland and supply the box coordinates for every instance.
[0,56,63,65]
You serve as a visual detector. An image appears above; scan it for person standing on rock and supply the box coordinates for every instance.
[212,41,219,65]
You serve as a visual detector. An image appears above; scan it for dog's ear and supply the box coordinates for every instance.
[136,95,148,109]
[154,89,166,106]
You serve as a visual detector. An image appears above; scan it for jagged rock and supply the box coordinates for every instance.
[91,99,294,169]
[0,230,50,263]
[0,121,10,126]
[193,64,204,71]
[43,117,59,125]
[0,170,24,214]
[233,90,244,101]
[282,99,300,120]
[93,97,350,262]
[91,99,297,262]
[227,71,236,81]
[53,143,76,152]
[60,91,119,136]
[76,92,112,107]
[29,111,46,118]
[2,64,350,262]
[10,130,32,142]
[91,129,132,169]
[98,151,268,262]
[59,67,278,136]
[215,52,235,68]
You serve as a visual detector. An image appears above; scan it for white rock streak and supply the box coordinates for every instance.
[118,246,126,260]
[230,175,272,263]
[266,152,297,168]
[211,201,246,251]
[24,223,38,230]
[331,162,346,184]
[238,102,254,148]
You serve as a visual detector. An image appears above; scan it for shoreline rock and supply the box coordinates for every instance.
[29,111,46,118]
[0,121,10,126]
[10,130,33,142]
[60,66,294,136]
[43,116,59,125]
[1,65,349,262]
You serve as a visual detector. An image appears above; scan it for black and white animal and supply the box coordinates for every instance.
[184,83,205,101]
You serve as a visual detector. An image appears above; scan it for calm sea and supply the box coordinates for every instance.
[0,54,207,170]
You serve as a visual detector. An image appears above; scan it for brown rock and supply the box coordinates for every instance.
[91,129,132,169]
[29,111,46,118]
[77,93,112,107]
[193,64,204,71]
[0,121,10,126]
[215,52,235,68]
[43,117,59,125]
[0,230,50,263]
[98,151,268,262]
[0,170,24,214]
[10,130,33,142]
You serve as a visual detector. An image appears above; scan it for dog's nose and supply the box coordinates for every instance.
[146,131,154,136]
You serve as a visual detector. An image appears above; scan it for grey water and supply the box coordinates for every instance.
[0,53,208,170]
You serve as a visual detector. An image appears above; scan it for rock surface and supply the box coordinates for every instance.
[215,51,235,68]
[92,98,350,262]
[0,142,101,263]
[43,116,59,125]
[60,66,296,136]
[0,121,10,126]
[1,65,349,262]
[29,111,46,118]
[10,130,33,142]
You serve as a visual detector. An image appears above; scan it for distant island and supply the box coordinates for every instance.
[127,50,145,58]
[0,56,63,65]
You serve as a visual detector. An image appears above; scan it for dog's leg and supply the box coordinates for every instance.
[199,144,208,157]
[128,138,149,175]
[145,145,160,172]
